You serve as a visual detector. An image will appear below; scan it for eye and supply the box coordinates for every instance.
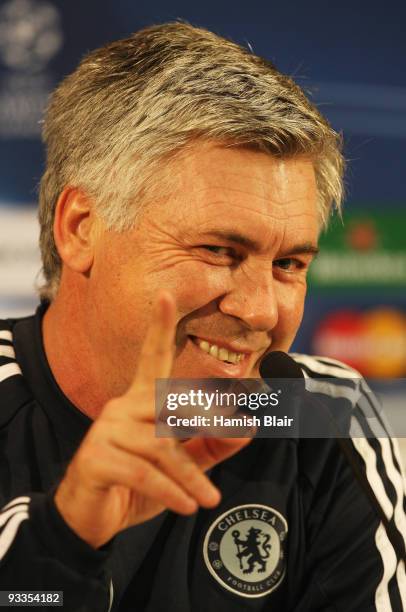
[197,245,242,266]
[202,245,234,257]
[273,258,305,271]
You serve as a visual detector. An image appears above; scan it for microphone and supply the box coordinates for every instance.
[260,350,303,379]
[259,351,305,390]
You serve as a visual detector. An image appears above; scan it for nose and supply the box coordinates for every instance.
[218,268,278,332]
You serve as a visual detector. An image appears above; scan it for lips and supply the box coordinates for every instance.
[175,334,270,379]
[191,336,246,364]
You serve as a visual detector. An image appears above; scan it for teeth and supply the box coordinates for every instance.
[197,339,244,364]
[218,348,228,361]
[209,345,219,358]
[229,352,239,364]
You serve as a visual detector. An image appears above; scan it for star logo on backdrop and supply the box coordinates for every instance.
[0,0,63,73]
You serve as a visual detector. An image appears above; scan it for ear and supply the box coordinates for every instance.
[53,187,98,274]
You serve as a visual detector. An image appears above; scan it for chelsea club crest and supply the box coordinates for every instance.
[203,504,288,598]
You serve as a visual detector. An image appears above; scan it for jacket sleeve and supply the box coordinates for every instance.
[0,492,114,612]
[290,357,406,610]
[292,396,406,611]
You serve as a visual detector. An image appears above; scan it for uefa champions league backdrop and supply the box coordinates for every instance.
[0,0,405,378]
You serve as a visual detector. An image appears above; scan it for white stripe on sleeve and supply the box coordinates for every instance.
[351,437,394,520]
[0,362,22,383]
[291,354,361,379]
[0,345,15,359]
[107,580,114,612]
[396,560,406,611]
[2,496,30,511]
[0,504,29,528]
[375,522,397,611]
[0,510,29,561]
[380,437,406,548]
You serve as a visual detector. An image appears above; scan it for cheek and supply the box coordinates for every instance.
[89,253,150,347]
[275,282,307,338]
[160,263,233,316]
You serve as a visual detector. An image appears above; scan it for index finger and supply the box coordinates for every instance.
[128,290,177,393]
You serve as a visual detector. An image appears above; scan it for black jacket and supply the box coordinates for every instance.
[0,306,405,611]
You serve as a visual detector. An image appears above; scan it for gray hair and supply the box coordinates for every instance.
[38,21,344,300]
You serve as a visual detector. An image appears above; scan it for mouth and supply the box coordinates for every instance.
[189,335,251,365]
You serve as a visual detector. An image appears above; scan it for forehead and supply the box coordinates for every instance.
[157,143,319,243]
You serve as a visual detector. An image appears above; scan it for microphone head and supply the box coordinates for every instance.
[259,351,304,380]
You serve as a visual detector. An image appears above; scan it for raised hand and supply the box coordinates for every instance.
[54,291,251,548]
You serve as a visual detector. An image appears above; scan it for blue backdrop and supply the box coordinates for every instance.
[0,0,405,374]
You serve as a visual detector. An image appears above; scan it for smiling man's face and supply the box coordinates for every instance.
[88,142,320,392]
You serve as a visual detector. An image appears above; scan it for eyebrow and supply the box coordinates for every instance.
[201,230,320,257]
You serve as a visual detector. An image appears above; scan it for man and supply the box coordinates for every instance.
[0,22,404,611]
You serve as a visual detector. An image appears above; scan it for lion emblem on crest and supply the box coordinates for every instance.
[232,527,271,574]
